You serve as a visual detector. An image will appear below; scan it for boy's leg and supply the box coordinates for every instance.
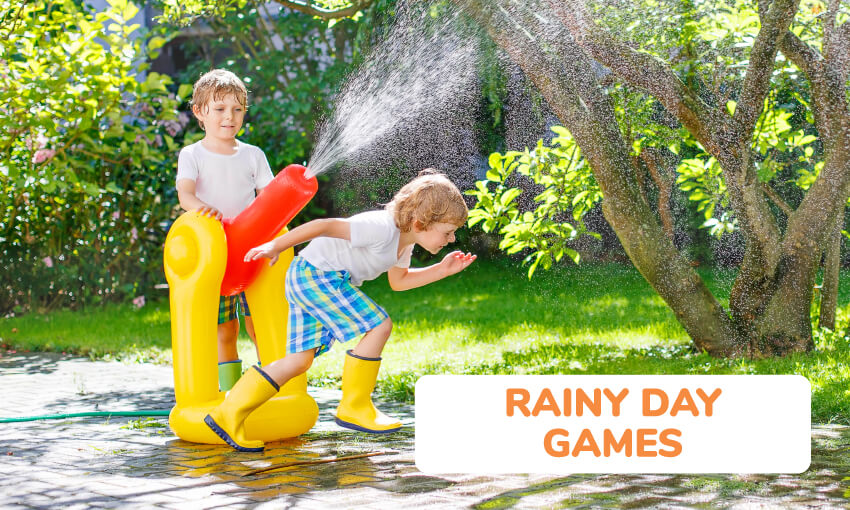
[218,295,242,391]
[261,349,316,387]
[238,292,261,365]
[217,320,240,362]
[205,349,316,452]
[336,318,401,433]
[284,258,397,431]
[351,318,392,358]
[244,316,260,362]
[244,316,257,343]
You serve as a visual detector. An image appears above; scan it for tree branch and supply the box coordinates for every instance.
[776,30,849,148]
[544,1,728,160]
[761,182,794,216]
[641,148,676,240]
[462,1,595,134]
[822,0,840,59]
[778,28,824,78]
[733,0,800,141]
[831,21,850,82]
[271,0,369,20]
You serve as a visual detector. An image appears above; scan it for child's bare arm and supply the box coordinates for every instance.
[387,251,476,291]
[176,179,222,220]
[244,218,351,265]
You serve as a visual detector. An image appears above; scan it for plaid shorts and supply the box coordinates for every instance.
[285,256,389,357]
[218,292,251,324]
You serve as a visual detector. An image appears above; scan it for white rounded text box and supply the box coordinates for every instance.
[415,375,810,474]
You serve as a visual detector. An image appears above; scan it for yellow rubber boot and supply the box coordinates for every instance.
[205,366,279,452]
[335,350,401,433]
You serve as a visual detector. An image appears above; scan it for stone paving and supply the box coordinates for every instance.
[0,351,848,509]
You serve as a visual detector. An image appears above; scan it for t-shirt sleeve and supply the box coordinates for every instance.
[254,149,274,190]
[175,147,198,184]
[349,212,395,249]
[395,245,413,268]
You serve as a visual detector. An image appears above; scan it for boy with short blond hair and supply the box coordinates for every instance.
[176,69,273,391]
[204,169,477,452]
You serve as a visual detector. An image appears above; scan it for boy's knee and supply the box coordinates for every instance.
[377,318,392,335]
[291,351,314,374]
[218,319,239,339]
[372,318,392,340]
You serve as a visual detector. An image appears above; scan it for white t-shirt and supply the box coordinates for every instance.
[299,210,414,286]
[176,140,274,219]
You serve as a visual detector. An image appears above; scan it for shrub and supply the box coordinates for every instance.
[467,126,602,277]
[0,0,189,314]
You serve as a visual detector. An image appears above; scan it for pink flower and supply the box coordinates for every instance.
[32,149,56,164]
[130,227,138,241]
[112,211,120,220]
[43,256,53,268]
[163,119,181,136]
[26,134,48,151]
[132,295,146,308]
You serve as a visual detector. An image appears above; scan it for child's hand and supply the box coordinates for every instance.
[440,251,476,277]
[196,205,223,221]
[244,241,280,266]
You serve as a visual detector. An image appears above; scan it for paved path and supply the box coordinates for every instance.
[0,352,848,509]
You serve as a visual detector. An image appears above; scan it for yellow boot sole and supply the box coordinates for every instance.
[334,416,401,434]
[204,414,264,452]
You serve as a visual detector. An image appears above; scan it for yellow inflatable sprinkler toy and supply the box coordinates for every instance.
[164,164,319,445]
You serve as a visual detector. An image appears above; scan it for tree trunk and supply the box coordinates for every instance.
[754,145,850,353]
[819,209,843,329]
[640,148,676,242]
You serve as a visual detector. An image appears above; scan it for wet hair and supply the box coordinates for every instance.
[190,69,248,130]
[386,169,468,232]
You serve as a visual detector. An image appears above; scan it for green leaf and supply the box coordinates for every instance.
[148,36,167,52]
[177,83,193,100]
[500,188,522,206]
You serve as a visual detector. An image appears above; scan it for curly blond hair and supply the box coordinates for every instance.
[190,69,248,130]
[386,169,468,232]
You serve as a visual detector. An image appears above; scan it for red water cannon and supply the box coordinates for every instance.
[220,164,317,296]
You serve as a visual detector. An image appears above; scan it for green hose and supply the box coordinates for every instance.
[0,410,171,423]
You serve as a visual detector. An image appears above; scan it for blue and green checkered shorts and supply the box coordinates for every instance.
[285,256,389,357]
[218,292,251,324]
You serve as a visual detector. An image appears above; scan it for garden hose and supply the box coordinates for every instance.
[0,410,171,423]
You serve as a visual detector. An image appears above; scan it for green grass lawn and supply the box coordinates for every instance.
[1,259,848,424]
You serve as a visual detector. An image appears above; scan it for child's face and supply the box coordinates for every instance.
[414,221,458,254]
[193,94,245,141]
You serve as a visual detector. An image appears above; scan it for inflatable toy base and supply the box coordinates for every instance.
[169,391,319,444]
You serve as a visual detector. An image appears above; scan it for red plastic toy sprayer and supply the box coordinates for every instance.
[219,164,317,296]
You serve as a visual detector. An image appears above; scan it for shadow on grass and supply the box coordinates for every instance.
[365,260,697,344]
